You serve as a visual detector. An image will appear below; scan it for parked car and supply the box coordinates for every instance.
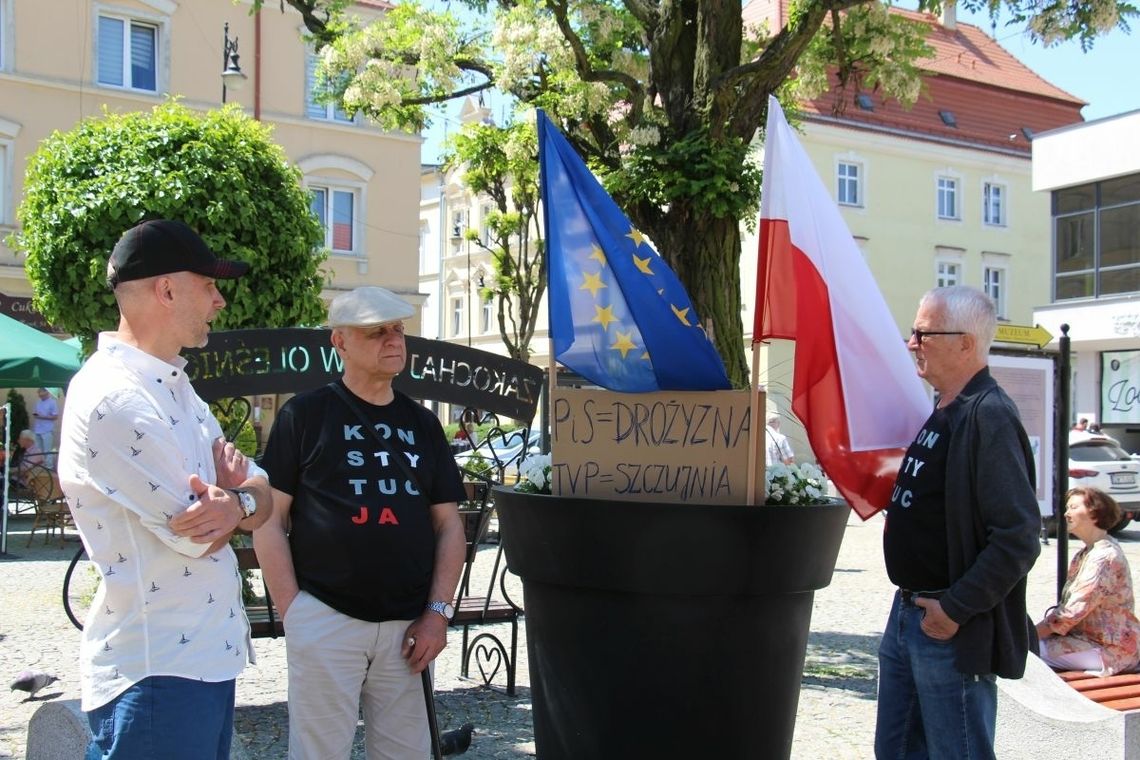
[1065,434,1140,534]
[454,427,541,480]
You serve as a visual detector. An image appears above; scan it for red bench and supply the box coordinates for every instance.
[1059,670,1140,711]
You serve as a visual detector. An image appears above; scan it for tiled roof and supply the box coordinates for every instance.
[890,7,1082,104]
[740,1,1085,153]
[801,72,1082,154]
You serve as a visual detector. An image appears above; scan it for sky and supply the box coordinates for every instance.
[420,2,1138,164]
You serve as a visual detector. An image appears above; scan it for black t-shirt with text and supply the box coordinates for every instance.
[260,383,466,622]
[883,404,953,592]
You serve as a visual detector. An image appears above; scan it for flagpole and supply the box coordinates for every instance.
[747,345,761,506]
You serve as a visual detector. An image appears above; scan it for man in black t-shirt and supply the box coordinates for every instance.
[255,286,466,759]
[875,286,1040,760]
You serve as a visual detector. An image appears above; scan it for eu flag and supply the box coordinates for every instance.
[538,111,731,392]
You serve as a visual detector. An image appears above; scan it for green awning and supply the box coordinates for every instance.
[0,313,82,389]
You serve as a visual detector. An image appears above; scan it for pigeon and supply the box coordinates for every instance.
[10,671,58,699]
[439,722,475,756]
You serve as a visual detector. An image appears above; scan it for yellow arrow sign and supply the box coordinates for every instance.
[994,323,1054,348]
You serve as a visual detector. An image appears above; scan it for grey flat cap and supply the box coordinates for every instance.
[327,286,415,328]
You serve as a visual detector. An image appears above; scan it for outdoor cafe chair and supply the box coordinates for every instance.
[24,463,72,547]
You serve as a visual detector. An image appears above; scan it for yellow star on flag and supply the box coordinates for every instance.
[626,228,646,247]
[588,245,607,267]
[610,331,637,358]
[580,270,607,298]
[671,304,691,326]
[592,304,618,330]
[633,254,653,275]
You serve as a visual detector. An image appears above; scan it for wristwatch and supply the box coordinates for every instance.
[229,489,257,520]
[427,600,455,621]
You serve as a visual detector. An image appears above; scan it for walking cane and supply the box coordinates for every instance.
[422,669,444,760]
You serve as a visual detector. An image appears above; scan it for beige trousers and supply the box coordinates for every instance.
[284,591,430,759]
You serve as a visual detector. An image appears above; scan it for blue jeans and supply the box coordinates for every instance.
[875,591,997,760]
[85,676,236,760]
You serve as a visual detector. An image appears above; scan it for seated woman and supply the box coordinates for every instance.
[1037,486,1140,675]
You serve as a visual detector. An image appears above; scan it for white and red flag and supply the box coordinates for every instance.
[754,96,929,519]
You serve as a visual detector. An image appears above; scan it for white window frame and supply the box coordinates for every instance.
[0,117,18,227]
[480,203,494,246]
[836,159,862,207]
[0,0,12,73]
[982,252,1010,318]
[299,156,372,258]
[481,296,494,334]
[934,247,964,289]
[936,174,961,221]
[309,184,359,255]
[305,47,356,123]
[0,140,8,226]
[451,297,464,337]
[983,181,1007,227]
[94,7,166,93]
[451,209,467,239]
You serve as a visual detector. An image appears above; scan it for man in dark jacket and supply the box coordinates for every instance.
[874,285,1041,760]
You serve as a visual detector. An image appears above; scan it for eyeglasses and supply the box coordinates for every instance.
[909,328,966,344]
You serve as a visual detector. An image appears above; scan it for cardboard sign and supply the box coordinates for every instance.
[551,387,764,505]
[183,328,544,421]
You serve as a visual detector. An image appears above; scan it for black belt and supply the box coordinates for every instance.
[899,589,945,606]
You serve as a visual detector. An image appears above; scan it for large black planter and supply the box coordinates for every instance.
[493,486,850,760]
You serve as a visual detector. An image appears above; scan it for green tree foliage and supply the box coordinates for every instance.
[13,102,328,343]
[447,120,545,362]
[269,0,1133,385]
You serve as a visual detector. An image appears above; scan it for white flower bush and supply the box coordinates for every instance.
[515,453,553,495]
[765,462,831,506]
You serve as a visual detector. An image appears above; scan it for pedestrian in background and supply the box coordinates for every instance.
[255,286,466,759]
[765,413,795,466]
[875,285,1040,760]
[58,219,272,759]
[32,387,58,467]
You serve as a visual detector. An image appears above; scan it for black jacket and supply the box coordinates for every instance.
[937,368,1042,678]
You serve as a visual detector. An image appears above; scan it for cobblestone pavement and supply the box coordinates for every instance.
[2,508,1136,759]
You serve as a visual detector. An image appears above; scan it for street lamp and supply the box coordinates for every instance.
[221,22,246,104]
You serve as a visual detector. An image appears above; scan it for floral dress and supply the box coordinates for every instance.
[1043,538,1140,676]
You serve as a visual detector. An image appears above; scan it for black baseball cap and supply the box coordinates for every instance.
[107,219,250,288]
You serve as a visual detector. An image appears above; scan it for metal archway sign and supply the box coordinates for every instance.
[182,328,544,422]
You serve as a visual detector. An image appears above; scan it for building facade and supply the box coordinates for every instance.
[1032,110,1140,450]
[0,0,423,332]
[740,0,1084,455]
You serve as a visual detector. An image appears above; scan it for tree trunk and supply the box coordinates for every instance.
[651,210,749,387]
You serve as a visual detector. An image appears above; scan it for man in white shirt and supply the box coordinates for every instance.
[766,414,795,467]
[32,387,58,466]
[58,219,272,760]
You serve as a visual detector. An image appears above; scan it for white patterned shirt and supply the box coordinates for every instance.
[59,333,254,711]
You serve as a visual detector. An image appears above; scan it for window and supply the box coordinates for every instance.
[451,297,464,337]
[0,1,7,72]
[983,182,1006,226]
[481,297,494,333]
[97,14,157,91]
[0,141,7,224]
[936,260,960,288]
[937,176,959,220]
[310,186,356,254]
[451,209,466,239]
[837,162,861,207]
[306,49,354,122]
[481,204,494,246]
[983,266,1006,318]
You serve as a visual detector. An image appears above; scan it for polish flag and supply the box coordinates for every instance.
[754,96,930,519]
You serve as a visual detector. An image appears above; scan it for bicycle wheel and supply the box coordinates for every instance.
[62,545,99,631]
